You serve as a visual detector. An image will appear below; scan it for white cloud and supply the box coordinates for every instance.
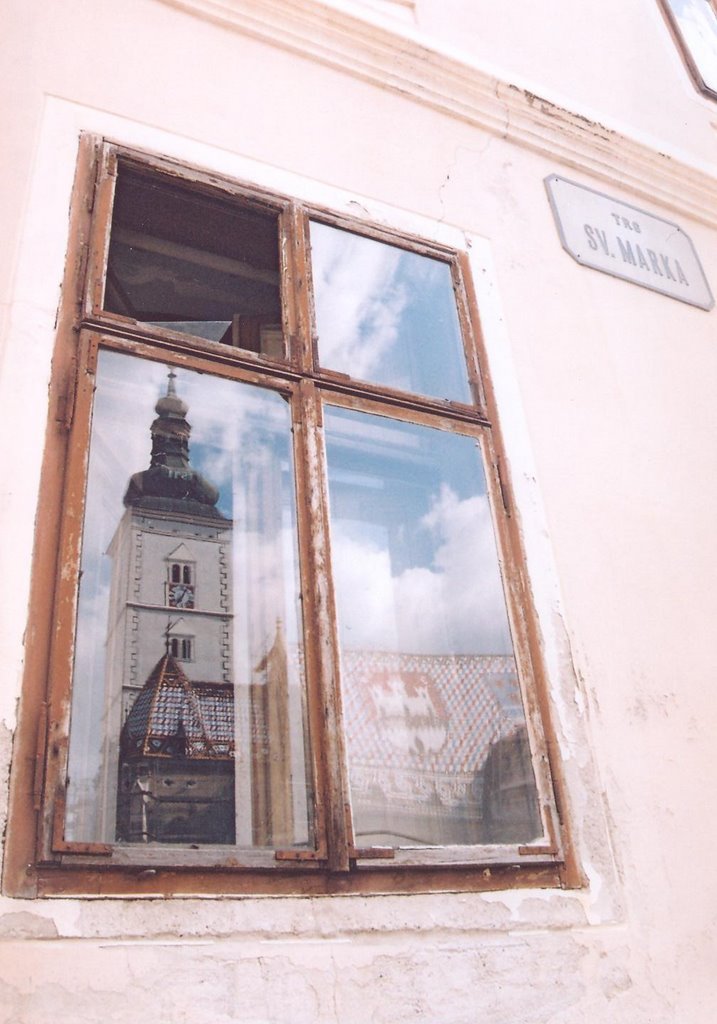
[231,525,303,676]
[89,349,292,535]
[330,529,401,651]
[331,485,514,656]
[311,222,409,383]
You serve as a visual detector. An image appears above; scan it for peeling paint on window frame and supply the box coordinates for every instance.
[3,136,581,898]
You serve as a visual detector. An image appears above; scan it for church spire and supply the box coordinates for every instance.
[122,368,226,519]
[149,368,192,473]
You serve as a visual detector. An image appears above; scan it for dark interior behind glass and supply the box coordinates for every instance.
[105,168,283,357]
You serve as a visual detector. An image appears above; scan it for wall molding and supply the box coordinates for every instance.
[160,0,717,229]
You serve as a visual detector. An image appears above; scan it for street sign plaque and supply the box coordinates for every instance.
[545,175,713,310]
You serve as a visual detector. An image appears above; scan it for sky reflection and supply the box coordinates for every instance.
[311,221,472,403]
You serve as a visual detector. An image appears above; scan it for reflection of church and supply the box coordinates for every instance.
[338,650,541,846]
[117,654,235,843]
[102,370,237,844]
[102,370,539,848]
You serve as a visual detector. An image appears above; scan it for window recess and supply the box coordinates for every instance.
[6,139,575,896]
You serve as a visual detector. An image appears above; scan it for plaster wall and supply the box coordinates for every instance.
[415,0,717,168]
[0,1,716,1021]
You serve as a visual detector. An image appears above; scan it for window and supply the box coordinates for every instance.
[169,563,193,586]
[168,636,194,662]
[659,0,717,98]
[167,556,195,608]
[6,140,574,895]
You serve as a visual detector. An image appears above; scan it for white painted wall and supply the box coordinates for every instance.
[416,0,717,169]
[1,1,716,1020]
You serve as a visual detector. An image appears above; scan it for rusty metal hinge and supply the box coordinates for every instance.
[56,357,79,430]
[85,139,105,214]
[73,239,91,324]
[274,848,327,862]
[32,703,49,812]
[349,846,395,861]
[496,458,512,518]
[86,172,98,215]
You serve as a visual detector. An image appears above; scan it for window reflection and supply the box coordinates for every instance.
[66,351,312,849]
[664,0,717,94]
[105,169,284,357]
[324,406,541,847]
[311,221,472,403]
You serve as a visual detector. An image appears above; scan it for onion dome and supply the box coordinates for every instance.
[123,370,228,520]
[154,369,188,419]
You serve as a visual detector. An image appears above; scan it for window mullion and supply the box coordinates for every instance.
[281,204,316,374]
[292,380,353,871]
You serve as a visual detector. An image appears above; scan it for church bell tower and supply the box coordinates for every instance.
[99,370,234,843]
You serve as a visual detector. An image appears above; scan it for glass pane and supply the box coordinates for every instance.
[310,221,472,403]
[105,169,284,358]
[66,351,313,849]
[665,0,717,94]
[324,406,541,847]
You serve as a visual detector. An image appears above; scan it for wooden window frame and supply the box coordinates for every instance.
[658,0,717,100]
[3,136,580,897]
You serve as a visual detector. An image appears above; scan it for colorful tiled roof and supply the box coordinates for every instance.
[121,646,526,793]
[120,654,234,760]
[340,650,522,776]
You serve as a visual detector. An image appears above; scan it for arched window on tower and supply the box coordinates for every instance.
[169,636,194,662]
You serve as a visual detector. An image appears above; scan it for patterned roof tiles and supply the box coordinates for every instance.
[121,646,527,782]
[340,650,523,777]
[121,654,234,760]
